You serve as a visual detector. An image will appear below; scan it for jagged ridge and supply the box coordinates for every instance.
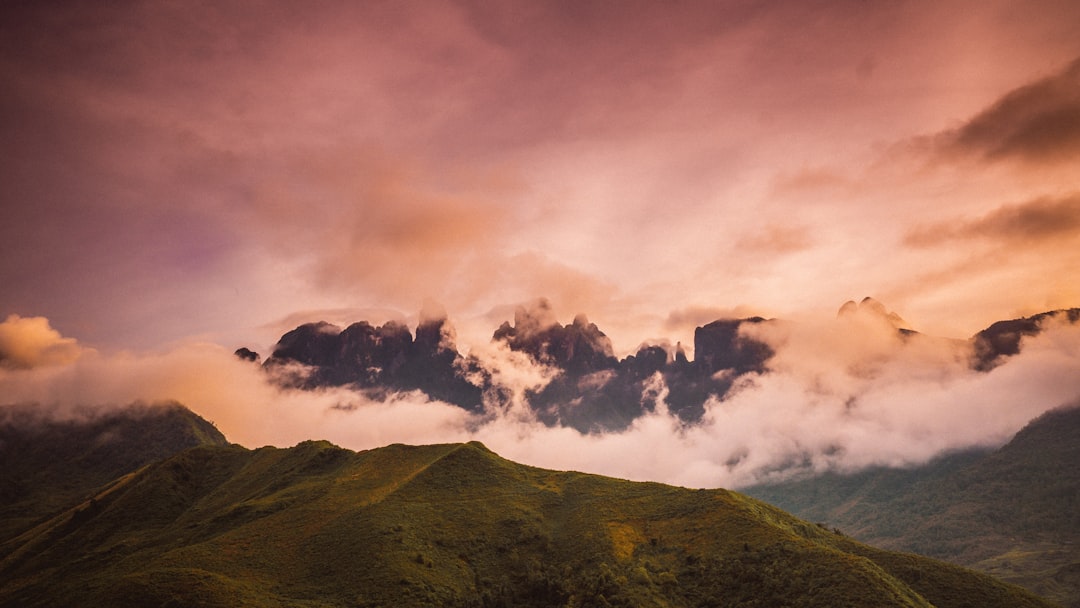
[245,300,1080,433]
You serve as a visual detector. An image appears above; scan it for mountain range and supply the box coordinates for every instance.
[0,403,1059,608]
[240,298,1080,432]
[744,403,1080,608]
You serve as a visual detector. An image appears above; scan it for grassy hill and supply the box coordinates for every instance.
[0,401,229,543]
[746,405,1080,607]
[0,439,1057,607]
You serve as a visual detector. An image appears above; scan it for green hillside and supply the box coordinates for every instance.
[0,401,229,543]
[0,439,1056,608]
[746,405,1080,607]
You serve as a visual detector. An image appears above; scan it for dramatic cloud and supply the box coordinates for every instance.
[934,56,1080,165]
[4,311,1078,489]
[2,3,1080,489]
[904,193,1080,247]
[4,1,1080,351]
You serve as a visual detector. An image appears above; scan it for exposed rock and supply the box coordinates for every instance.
[263,309,483,411]
[254,300,1080,435]
[233,347,260,363]
[694,317,773,376]
[269,322,343,371]
[837,297,909,329]
[971,308,1080,371]
[493,306,617,375]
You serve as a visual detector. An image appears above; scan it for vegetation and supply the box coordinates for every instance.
[1,433,1058,607]
[746,405,1080,607]
[0,401,228,542]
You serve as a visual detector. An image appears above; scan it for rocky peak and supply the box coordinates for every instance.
[837,297,909,329]
[694,317,772,375]
[492,304,617,374]
[270,321,344,368]
[415,300,457,357]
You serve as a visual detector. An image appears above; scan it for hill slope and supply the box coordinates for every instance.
[0,440,1056,608]
[745,405,1080,607]
[0,401,229,543]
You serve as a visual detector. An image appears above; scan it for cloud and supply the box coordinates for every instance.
[0,315,89,369]
[478,310,1080,488]
[4,0,1080,355]
[736,225,815,255]
[933,56,1080,165]
[474,318,1080,488]
[4,3,1080,488]
[904,192,1080,247]
[4,311,1079,491]
[0,339,473,449]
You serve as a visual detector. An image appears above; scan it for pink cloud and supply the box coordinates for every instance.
[3,310,1078,489]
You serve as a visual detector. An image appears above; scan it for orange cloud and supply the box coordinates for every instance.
[904,193,1080,247]
[0,315,89,369]
[934,56,1080,165]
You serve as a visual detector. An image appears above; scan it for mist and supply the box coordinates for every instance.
[2,311,1078,489]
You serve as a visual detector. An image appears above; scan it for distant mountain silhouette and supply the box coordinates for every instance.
[972,308,1080,371]
[244,301,1080,432]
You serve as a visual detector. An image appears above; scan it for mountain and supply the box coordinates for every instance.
[246,301,1080,434]
[972,309,1080,371]
[0,439,1056,608]
[262,315,485,411]
[744,404,1080,607]
[254,299,774,431]
[0,401,229,544]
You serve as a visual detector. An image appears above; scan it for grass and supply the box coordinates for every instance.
[745,405,1080,607]
[0,440,1059,608]
[0,401,228,542]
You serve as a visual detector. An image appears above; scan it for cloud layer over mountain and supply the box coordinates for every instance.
[3,306,1078,489]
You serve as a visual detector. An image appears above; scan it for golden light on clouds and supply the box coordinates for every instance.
[0,0,1078,352]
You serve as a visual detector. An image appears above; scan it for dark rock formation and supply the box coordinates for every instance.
[489,301,775,431]
[971,308,1080,371]
[262,314,483,411]
[246,300,1080,434]
[254,301,781,433]
[493,307,618,375]
[694,317,772,376]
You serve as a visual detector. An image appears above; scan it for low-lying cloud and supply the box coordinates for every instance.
[2,311,1079,489]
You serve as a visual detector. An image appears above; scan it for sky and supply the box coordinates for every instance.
[2,1,1080,487]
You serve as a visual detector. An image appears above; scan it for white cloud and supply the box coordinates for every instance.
[2,313,1078,490]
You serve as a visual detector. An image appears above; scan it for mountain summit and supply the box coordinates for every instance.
[0,435,1055,608]
[245,301,1080,432]
[837,297,910,329]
